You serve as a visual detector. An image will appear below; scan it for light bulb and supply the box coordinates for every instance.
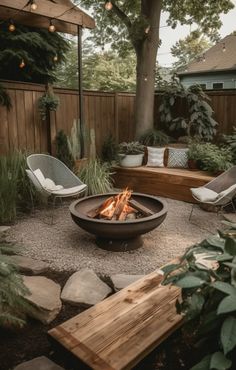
[53,55,58,62]
[105,1,113,10]
[145,26,150,34]
[8,20,15,32]
[48,20,56,32]
[31,1,37,11]
[19,59,25,68]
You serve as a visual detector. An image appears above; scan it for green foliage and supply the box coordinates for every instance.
[139,129,170,146]
[193,143,233,173]
[0,236,31,328]
[222,127,236,164]
[0,83,12,111]
[163,221,236,370]
[118,141,145,155]
[0,152,38,224]
[171,29,213,71]
[55,130,74,170]
[78,159,113,195]
[101,134,119,163]
[159,79,218,141]
[0,23,69,84]
[38,92,59,121]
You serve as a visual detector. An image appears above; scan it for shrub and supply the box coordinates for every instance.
[78,159,113,195]
[163,221,236,370]
[139,129,170,146]
[101,134,119,163]
[159,80,218,141]
[222,127,236,164]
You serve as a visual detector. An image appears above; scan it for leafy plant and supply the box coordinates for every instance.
[0,234,31,328]
[163,221,236,370]
[78,159,113,195]
[101,134,119,163]
[0,151,38,224]
[118,141,145,155]
[139,129,170,146]
[198,143,233,174]
[222,127,236,164]
[55,130,74,170]
[159,80,218,141]
[187,141,207,161]
[38,92,59,121]
[0,83,12,111]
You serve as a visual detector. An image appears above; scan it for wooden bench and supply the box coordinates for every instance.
[112,166,215,203]
[48,272,183,370]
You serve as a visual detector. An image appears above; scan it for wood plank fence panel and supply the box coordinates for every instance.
[1,80,236,156]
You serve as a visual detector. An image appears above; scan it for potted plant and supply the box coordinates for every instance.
[187,142,204,170]
[118,141,145,167]
[199,143,233,175]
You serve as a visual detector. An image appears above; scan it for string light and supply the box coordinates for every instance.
[145,26,150,34]
[53,54,58,62]
[105,1,113,10]
[48,19,56,32]
[19,59,26,68]
[8,19,16,32]
[30,0,38,11]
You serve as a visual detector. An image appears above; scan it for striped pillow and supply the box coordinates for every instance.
[146,147,165,167]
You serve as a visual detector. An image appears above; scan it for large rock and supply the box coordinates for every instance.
[14,356,64,370]
[0,226,10,234]
[110,274,145,291]
[8,255,49,275]
[61,268,112,306]
[23,276,62,323]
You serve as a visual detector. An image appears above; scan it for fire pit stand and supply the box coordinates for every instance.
[69,192,167,252]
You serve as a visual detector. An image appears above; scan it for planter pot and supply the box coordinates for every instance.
[119,153,144,168]
[187,159,198,170]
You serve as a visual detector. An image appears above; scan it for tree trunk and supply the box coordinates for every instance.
[134,0,162,138]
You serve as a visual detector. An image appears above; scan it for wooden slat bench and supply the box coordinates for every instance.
[48,272,183,370]
[112,166,215,203]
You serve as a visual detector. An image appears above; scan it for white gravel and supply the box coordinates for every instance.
[9,198,223,275]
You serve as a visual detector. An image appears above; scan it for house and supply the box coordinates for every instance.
[178,35,236,90]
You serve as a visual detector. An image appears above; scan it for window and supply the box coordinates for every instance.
[199,84,207,90]
[212,82,224,90]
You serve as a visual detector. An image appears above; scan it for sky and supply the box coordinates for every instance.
[158,0,236,67]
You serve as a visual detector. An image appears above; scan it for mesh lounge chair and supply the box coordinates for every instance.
[26,154,87,222]
[189,166,236,220]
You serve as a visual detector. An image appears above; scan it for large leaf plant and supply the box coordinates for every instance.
[163,221,236,370]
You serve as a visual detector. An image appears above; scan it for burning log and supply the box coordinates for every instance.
[86,189,154,221]
[128,199,154,217]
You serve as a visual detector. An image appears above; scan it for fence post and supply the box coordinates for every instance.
[115,92,119,143]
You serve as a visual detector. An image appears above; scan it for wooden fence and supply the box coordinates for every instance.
[1,80,236,156]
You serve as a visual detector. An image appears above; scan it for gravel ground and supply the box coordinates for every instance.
[9,198,223,275]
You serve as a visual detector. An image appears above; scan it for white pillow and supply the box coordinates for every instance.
[217,184,236,199]
[43,178,64,191]
[191,187,219,202]
[146,147,165,167]
[33,168,45,186]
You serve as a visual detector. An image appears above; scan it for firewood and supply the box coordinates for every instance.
[87,196,114,218]
[128,199,154,217]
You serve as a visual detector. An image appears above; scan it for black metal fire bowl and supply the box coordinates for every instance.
[69,192,167,251]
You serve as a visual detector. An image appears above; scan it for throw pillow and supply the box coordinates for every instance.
[33,168,45,186]
[167,147,189,168]
[191,187,219,203]
[146,147,165,167]
[43,178,64,191]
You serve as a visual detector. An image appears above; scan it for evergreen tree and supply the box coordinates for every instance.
[0,23,69,84]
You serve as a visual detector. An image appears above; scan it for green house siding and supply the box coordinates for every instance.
[180,71,236,89]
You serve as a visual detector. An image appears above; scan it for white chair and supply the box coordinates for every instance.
[189,166,236,220]
[26,154,87,222]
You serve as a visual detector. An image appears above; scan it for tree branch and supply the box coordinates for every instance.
[110,1,132,30]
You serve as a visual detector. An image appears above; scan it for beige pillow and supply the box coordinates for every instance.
[146,147,165,167]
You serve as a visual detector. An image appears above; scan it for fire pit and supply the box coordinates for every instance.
[70,191,167,251]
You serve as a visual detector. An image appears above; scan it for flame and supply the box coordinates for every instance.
[98,188,134,220]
